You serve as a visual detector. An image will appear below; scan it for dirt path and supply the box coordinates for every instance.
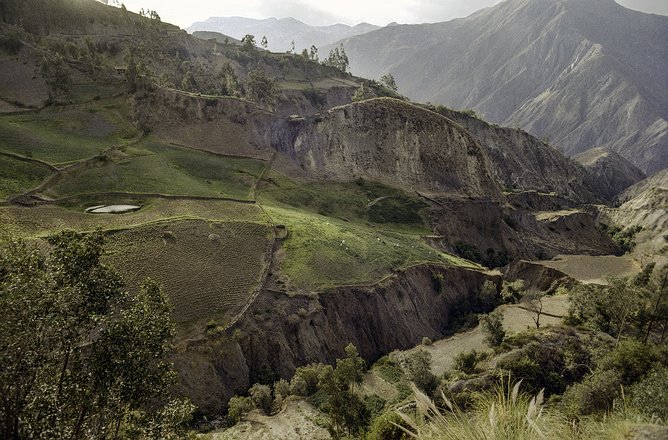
[390,295,569,377]
[204,398,329,440]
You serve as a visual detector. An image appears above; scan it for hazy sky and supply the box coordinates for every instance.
[117,0,668,28]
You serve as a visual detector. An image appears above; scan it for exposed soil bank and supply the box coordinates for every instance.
[172,264,499,417]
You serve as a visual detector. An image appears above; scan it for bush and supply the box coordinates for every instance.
[227,396,254,423]
[368,412,411,440]
[480,280,498,309]
[629,364,668,421]
[453,349,479,374]
[561,369,622,417]
[501,280,525,303]
[273,378,290,400]
[249,383,272,414]
[422,336,433,346]
[480,310,505,347]
[290,363,327,396]
[598,339,660,385]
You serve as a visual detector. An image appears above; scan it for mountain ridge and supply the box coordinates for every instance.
[327,0,668,174]
[187,16,380,53]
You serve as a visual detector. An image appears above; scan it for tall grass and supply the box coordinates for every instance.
[396,378,664,440]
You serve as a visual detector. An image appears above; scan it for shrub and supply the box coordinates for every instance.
[422,336,433,346]
[561,369,622,417]
[290,363,327,396]
[598,339,660,385]
[629,364,668,421]
[227,396,254,423]
[480,280,498,309]
[453,349,479,374]
[480,310,506,347]
[501,279,525,303]
[368,412,411,440]
[249,383,272,414]
[273,378,291,400]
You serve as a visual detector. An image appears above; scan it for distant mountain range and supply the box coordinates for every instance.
[186,17,380,53]
[326,0,668,174]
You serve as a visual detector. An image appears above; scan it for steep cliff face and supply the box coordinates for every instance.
[333,0,668,173]
[441,109,607,203]
[574,147,645,200]
[173,265,499,416]
[281,99,503,198]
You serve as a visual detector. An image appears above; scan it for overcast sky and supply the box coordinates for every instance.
[117,0,668,28]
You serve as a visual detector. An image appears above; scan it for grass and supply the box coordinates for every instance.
[42,140,268,200]
[259,177,429,231]
[0,197,266,239]
[400,379,665,440]
[263,204,477,290]
[104,219,273,325]
[0,155,52,199]
[0,96,137,165]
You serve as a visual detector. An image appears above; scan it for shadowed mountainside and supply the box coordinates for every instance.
[330,0,668,174]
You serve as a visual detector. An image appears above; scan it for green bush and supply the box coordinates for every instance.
[598,339,660,385]
[453,349,479,374]
[368,411,411,440]
[402,350,438,395]
[228,396,254,423]
[629,364,668,420]
[480,310,506,347]
[249,383,272,414]
[273,378,291,400]
[561,369,622,417]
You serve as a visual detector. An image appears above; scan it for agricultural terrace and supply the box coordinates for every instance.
[40,139,268,200]
[0,96,137,165]
[104,219,273,326]
[0,198,266,239]
[263,205,478,290]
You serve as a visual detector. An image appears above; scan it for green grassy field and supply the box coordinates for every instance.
[264,205,477,290]
[42,140,268,200]
[104,219,272,325]
[259,177,429,230]
[0,97,137,165]
[0,155,52,199]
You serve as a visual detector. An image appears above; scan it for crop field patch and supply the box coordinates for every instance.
[104,219,273,325]
[0,198,266,239]
[0,155,52,199]
[42,140,267,200]
[536,254,640,284]
[264,205,477,290]
[0,97,137,165]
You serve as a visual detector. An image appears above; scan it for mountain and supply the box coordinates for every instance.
[574,147,645,200]
[329,0,668,174]
[187,16,380,53]
[191,31,242,46]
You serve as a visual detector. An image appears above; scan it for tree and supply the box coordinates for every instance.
[309,45,319,62]
[379,73,398,93]
[0,232,192,439]
[323,44,349,72]
[522,292,545,329]
[480,310,505,347]
[40,53,71,99]
[260,35,268,49]
[227,396,253,423]
[453,349,479,374]
[352,83,366,102]
[244,68,278,108]
[289,40,295,53]
[241,34,256,51]
[319,344,369,437]
[402,350,438,394]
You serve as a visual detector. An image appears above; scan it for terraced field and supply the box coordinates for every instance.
[0,155,52,199]
[105,219,273,325]
[0,198,266,239]
[0,97,137,165]
[264,205,478,290]
[42,140,267,200]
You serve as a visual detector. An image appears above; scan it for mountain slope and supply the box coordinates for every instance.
[332,0,668,174]
[187,16,379,53]
[574,147,645,200]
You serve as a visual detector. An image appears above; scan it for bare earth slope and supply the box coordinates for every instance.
[333,0,668,174]
[574,147,646,200]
